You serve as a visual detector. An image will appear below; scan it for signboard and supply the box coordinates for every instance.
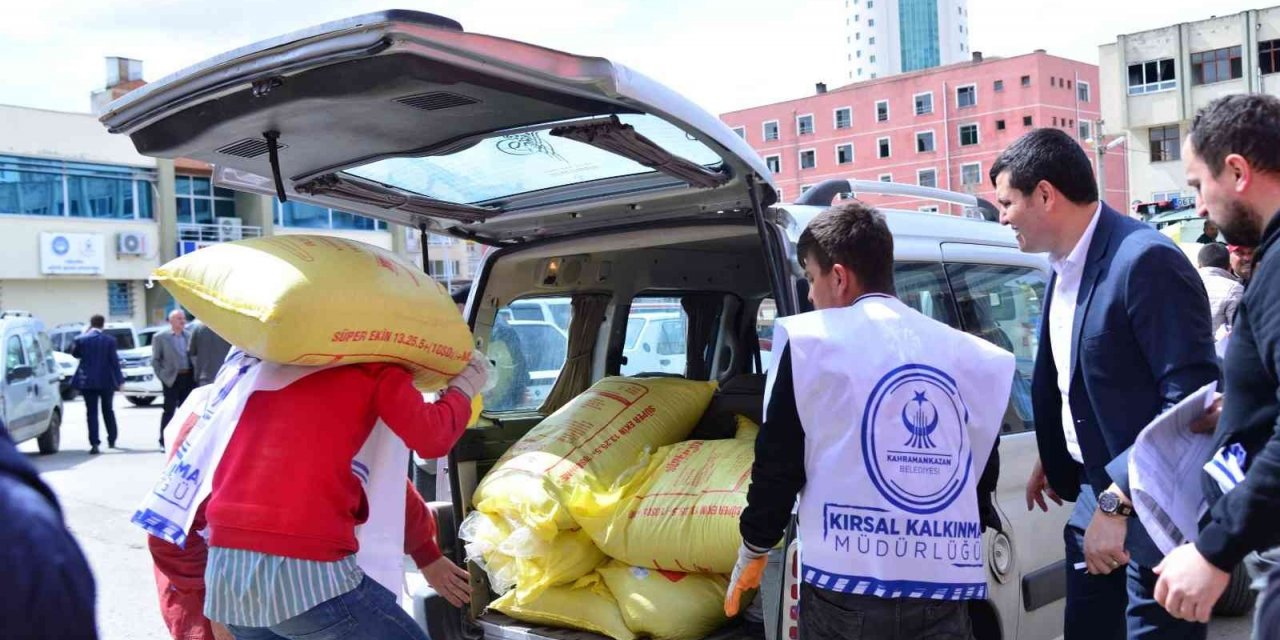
[40,232,106,275]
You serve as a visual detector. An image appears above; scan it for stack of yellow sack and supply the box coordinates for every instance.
[149,235,473,392]
[467,378,760,640]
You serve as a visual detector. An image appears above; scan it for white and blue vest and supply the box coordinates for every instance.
[769,294,1014,601]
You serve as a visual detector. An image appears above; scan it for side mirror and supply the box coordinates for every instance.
[7,365,34,383]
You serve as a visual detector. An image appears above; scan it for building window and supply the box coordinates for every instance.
[918,168,938,188]
[914,92,934,115]
[1191,46,1243,85]
[1079,120,1092,140]
[869,18,875,26]
[799,149,817,170]
[996,119,1007,131]
[1021,75,1031,87]
[956,85,977,108]
[108,281,133,318]
[876,100,889,122]
[0,154,155,220]
[1067,80,1073,89]
[867,0,873,7]
[916,131,936,153]
[763,120,780,141]
[879,173,893,183]
[175,175,236,225]
[1077,81,1091,102]
[797,114,815,135]
[877,137,891,158]
[961,162,982,186]
[732,126,746,139]
[835,107,853,130]
[920,205,940,213]
[1128,58,1177,94]
[765,155,781,173]
[994,79,1004,92]
[959,123,979,146]
[1023,115,1033,127]
[1053,116,1059,126]
[836,144,854,165]
[800,184,813,195]
[869,37,876,45]
[1149,125,1181,163]
[277,202,386,230]
[1261,39,1280,75]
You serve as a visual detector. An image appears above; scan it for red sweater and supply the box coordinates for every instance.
[205,363,469,562]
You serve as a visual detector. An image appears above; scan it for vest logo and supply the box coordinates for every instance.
[863,364,973,514]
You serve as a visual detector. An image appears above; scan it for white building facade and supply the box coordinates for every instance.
[844,0,970,81]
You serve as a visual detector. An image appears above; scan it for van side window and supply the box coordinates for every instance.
[894,263,958,328]
[621,297,688,377]
[945,263,1047,434]
[6,335,27,372]
[485,297,571,413]
[20,334,44,376]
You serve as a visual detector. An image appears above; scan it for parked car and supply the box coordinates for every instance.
[1,311,63,454]
[53,351,78,400]
[620,311,687,376]
[53,322,163,406]
[101,11,1252,637]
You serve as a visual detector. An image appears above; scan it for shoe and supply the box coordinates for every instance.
[89,446,100,455]
[108,440,118,449]
[159,439,165,451]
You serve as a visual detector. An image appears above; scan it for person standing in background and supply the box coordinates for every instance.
[70,314,125,455]
[153,309,194,450]
[1229,244,1256,285]
[188,320,231,387]
[1197,243,1244,336]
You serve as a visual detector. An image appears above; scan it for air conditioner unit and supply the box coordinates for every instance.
[117,231,148,256]
[216,217,243,242]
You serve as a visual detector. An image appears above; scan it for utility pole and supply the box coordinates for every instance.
[1095,119,1107,201]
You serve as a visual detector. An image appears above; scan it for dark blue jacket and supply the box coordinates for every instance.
[1032,204,1219,568]
[70,330,124,392]
[0,422,97,638]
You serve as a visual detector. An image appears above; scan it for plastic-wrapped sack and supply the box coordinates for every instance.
[460,510,606,602]
[489,572,636,640]
[151,234,472,390]
[471,377,717,539]
[598,561,731,640]
[572,437,754,574]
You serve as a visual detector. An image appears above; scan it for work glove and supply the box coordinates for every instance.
[448,351,494,400]
[724,542,769,617]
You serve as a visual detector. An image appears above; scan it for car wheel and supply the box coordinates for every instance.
[37,409,61,455]
[127,396,157,406]
[1214,563,1256,617]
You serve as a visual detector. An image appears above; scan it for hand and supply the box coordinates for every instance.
[725,543,769,617]
[211,622,236,640]
[1084,507,1130,575]
[447,352,491,400]
[1025,458,1063,512]
[1190,396,1222,435]
[1154,544,1231,623]
[421,556,472,608]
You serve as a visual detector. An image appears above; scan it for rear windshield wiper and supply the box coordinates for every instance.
[551,115,729,189]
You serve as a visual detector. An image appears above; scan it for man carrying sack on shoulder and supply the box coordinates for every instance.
[725,202,1015,639]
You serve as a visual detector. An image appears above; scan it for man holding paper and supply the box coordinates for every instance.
[991,128,1219,639]
[1153,94,1280,635]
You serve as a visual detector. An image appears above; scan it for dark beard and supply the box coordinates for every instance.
[1215,199,1263,247]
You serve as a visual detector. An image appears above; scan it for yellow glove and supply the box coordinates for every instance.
[724,543,769,617]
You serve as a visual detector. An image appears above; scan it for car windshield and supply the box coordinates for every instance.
[137,330,158,347]
[344,114,722,204]
[508,324,567,371]
[105,328,135,350]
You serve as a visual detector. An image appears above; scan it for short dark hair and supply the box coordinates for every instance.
[989,128,1098,204]
[89,314,105,329]
[1198,242,1230,270]
[797,202,895,295]
[1190,94,1280,177]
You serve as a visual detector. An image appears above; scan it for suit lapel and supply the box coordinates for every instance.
[1068,205,1117,372]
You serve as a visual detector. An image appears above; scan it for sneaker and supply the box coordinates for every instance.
[108,440,119,449]
[89,446,100,455]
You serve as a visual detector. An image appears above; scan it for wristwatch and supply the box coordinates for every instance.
[1098,490,1135,517]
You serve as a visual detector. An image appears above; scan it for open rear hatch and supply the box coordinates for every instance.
[100,10,776,244]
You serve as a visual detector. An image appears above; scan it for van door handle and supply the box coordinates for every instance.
[659,359,670,366]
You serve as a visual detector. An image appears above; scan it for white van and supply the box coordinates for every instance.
[51,322,163,406]
[100,11,1250,638]
[1,312,63,454]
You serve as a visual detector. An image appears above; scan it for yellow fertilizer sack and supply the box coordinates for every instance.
[460,511,606,602]
[490,573,636,640]
[572,437,754,574]
[472,377,717,539]
[598,561,731,640]
[151,235,472,390]
[734,414,759,441]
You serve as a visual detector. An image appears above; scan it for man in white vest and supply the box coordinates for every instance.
[724,202,1015,638]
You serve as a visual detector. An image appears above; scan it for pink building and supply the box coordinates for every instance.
[720,51,1129,214]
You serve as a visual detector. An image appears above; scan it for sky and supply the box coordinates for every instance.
[0,0,1270,117]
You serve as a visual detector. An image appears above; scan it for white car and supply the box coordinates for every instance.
[52,351,78,400]
[620,311,688,376]
[51,322,163,406]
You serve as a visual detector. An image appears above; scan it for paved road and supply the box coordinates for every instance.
[19,395,1257,639]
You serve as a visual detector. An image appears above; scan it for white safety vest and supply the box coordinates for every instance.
[768,294,1014,601]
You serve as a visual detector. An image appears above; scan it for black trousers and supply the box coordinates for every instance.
[159,371,195,444]
[799,583,971,640]
[82,390,117,447]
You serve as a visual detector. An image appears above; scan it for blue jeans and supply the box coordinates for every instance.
[228,576,428,640]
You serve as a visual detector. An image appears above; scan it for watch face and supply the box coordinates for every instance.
[1099,492,1118,513]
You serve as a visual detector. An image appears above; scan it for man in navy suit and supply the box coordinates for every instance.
[990,129,1218,639]
[71,315,125,455]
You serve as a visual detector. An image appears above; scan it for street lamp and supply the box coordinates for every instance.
[1086,119,1127,205]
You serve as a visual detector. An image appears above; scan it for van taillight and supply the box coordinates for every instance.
[791,584,798,600]
[789,626,798,639]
